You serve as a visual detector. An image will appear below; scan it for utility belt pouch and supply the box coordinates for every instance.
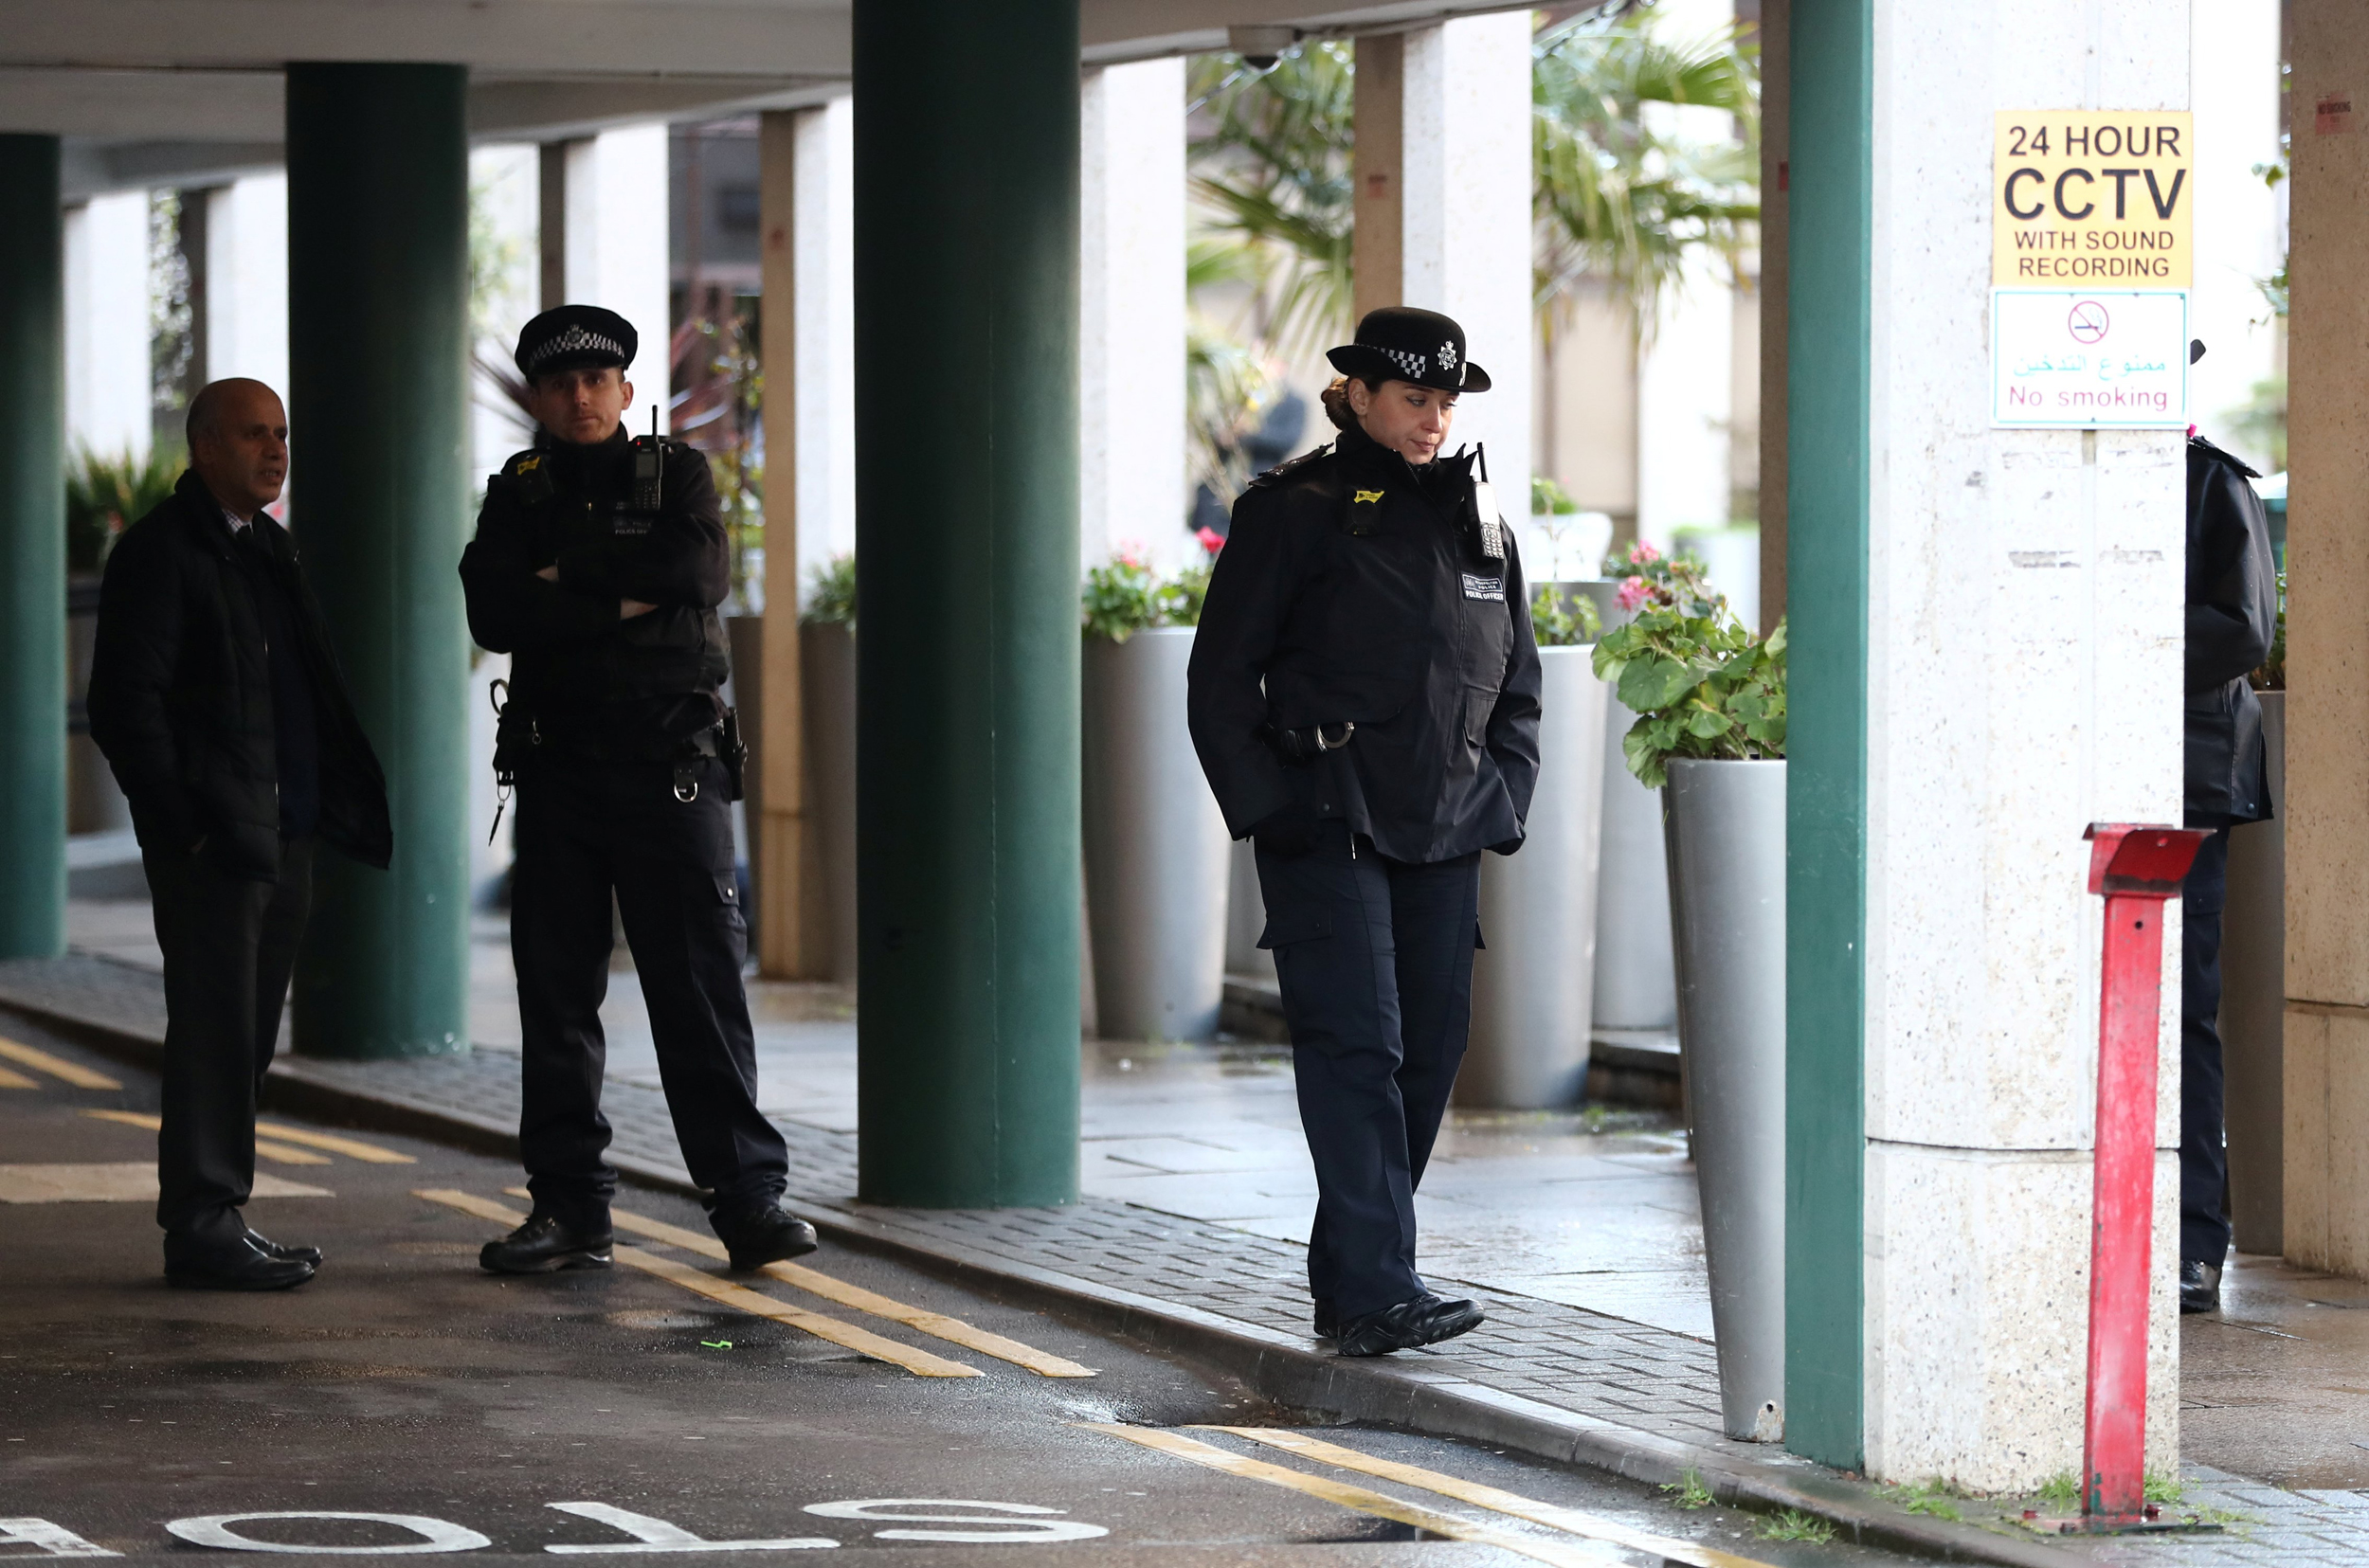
[1263,720,1356,767]
[718,708,748,802]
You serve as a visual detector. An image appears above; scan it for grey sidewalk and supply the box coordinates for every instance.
[12,891,2369,1565]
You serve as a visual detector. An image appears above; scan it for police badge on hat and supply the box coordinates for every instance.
[514,304,638,380]
[1325,307,1492,394]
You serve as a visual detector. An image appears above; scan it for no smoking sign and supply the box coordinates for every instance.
[2067,299,2110,344]
[1994,290,2187,428]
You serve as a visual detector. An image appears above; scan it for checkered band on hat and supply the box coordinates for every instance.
[528,324,624,371]
[1379,346,1427,378]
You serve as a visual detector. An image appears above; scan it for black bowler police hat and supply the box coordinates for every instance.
[1326,306,1491,393]
[514,304,637,381]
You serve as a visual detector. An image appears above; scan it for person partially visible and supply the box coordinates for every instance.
[86,378,391,1290]
[2178,424,2278,1315]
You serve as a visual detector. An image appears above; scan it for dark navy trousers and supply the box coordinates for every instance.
[2180,824,2233,1266]
[1257,823,1481,1322]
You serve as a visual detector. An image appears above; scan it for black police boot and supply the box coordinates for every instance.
[2179,1259,2222,1314]
[244,1228,323,1267]
[166,1231,316,1292]
[1335,1293,1485,1358]
[479,1213,613,1274]
[711,1197,820,1271]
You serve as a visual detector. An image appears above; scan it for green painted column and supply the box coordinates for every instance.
[852,0,1081,1207]
[0,136,64,961]
[285,64,472,1059]
[1783,0,1872,1470]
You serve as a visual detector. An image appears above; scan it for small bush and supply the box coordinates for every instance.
[804,553,856,628]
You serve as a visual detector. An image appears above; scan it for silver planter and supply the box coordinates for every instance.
[1592,597,1678,1032]
[1082,627,1230,1042]
[802,621,860,983]
[1664,757,1786,1441]
[1225,838,1274,981]
[2222,688,2284,1253]
[1461,645,1608,1108]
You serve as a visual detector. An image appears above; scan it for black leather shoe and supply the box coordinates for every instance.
[2179,1258,2222,1314]
[479,1213,613,1274]
[245,1229,322,1268]
[1335,1293,1485,1358]
[166,1233,316,1292]
[711,1198,819,1271]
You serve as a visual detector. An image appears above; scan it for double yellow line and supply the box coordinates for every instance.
[0,1037,121,1091]
[83,1108,416,1169]
[417,1188,1094,1384]
[1089,1425,1778,1568]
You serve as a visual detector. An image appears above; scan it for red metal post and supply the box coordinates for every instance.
[2077,824,2210,1529]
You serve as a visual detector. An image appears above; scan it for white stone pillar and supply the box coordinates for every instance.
[1401,13,1532,552]
[1857,5,2189,1489]
[2188,0,2284,471]
[1635,256,1735,552]
[790,98,857,584]
[203,173,288,396]
[1080,57,1187,575]
[563,124,673,426]
[63,191,151,461]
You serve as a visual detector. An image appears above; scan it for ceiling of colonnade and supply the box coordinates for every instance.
[0,0,1529,195]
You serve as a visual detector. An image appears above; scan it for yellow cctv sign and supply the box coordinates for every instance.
[1993,112,2192,288]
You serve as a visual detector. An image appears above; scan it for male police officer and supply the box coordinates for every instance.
[460,305,814,1274]
[1188,307,1542,1356]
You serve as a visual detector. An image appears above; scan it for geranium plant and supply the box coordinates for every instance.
[1592,606,1786,787]
[1604,540,1726,620]
[1529,583,1602,646]
[1081,532,1224,642]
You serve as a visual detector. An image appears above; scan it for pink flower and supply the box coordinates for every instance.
[1195,526,1225,556]
[1618,575,1648,610]
[1627,541,1661,566]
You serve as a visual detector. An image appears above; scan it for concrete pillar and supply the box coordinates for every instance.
[203,174,289,398]
[2282,1,2369,1278]
[2188,0,2284,471]
[285,63,471,1059]
[63,191,151,463]
[1796,3,2189,1488]
[1758,0,1789,630]
[1079,57,1186,575]
[562,125,672,424]
[1349,33,1403,323]
[854,0,1080,1207]
[0,135,64,959]
[1636,258,1734,552]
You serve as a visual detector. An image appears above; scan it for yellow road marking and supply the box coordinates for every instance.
[0,1038,121,1090]
[1084,1426,1619,1567]
[1206,1427,1777,1568]
[81,1108,331,1166]
[510,1188,1095,1379]
[255,1122,417,1163]
[0,1064,40,1090]
[417,1189,981,1380]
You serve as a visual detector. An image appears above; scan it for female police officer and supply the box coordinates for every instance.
[1187,307,1542,1357]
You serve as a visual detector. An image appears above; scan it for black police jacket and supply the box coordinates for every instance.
[1187,422,1544,864]
[460,425,732,743]
[88,470,392,882]
[2184,435,2277,826]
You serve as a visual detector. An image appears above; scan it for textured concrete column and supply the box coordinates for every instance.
[285,63,471,1059]
[1848,7,2188,1487]
[204,174,289,396]
[562,125,672,413]
[63,191,151,462]
[2283,1,2369,1278]
[1079,57,1186,574]
[0,135,64,959]
[1350,33,1403,321]
[853,0,1080,1207]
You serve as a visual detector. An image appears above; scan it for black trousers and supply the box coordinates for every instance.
[146,835,314,1250]
[511,756,787,1228]
[2180,823,2233,1266]
[1256,823,1481,1321]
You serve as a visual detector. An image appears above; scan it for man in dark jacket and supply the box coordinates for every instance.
[1189,307,1542,1358]
[458,305,812,1278]
[2179,431,2278,1314]
[87,377,391,1291]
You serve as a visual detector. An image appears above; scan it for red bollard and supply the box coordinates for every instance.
[2054,823,2210,1534]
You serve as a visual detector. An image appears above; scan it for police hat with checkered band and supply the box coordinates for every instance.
[514,304,637,382]
[1325,306,1491,394]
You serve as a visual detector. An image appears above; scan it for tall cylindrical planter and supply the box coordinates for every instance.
[2223,688,2284,1253]
[803,620,859,984]
[1225,837,1274,981]
[1664,757,1786,1441]
[1594,617,1679,1033]
[1461,646,1608,1108]
[1082,626,1230,1041]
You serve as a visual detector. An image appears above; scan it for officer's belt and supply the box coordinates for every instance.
[1264,721,1356,767]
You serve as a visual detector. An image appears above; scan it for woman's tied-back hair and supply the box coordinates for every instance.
[1320,375,1383,433]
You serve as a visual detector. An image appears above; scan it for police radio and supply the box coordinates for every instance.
[629,405,665,512]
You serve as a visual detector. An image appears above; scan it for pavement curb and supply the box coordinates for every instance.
[5,987,2092,1568]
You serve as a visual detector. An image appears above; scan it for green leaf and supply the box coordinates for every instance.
[1618,655,1709,712]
